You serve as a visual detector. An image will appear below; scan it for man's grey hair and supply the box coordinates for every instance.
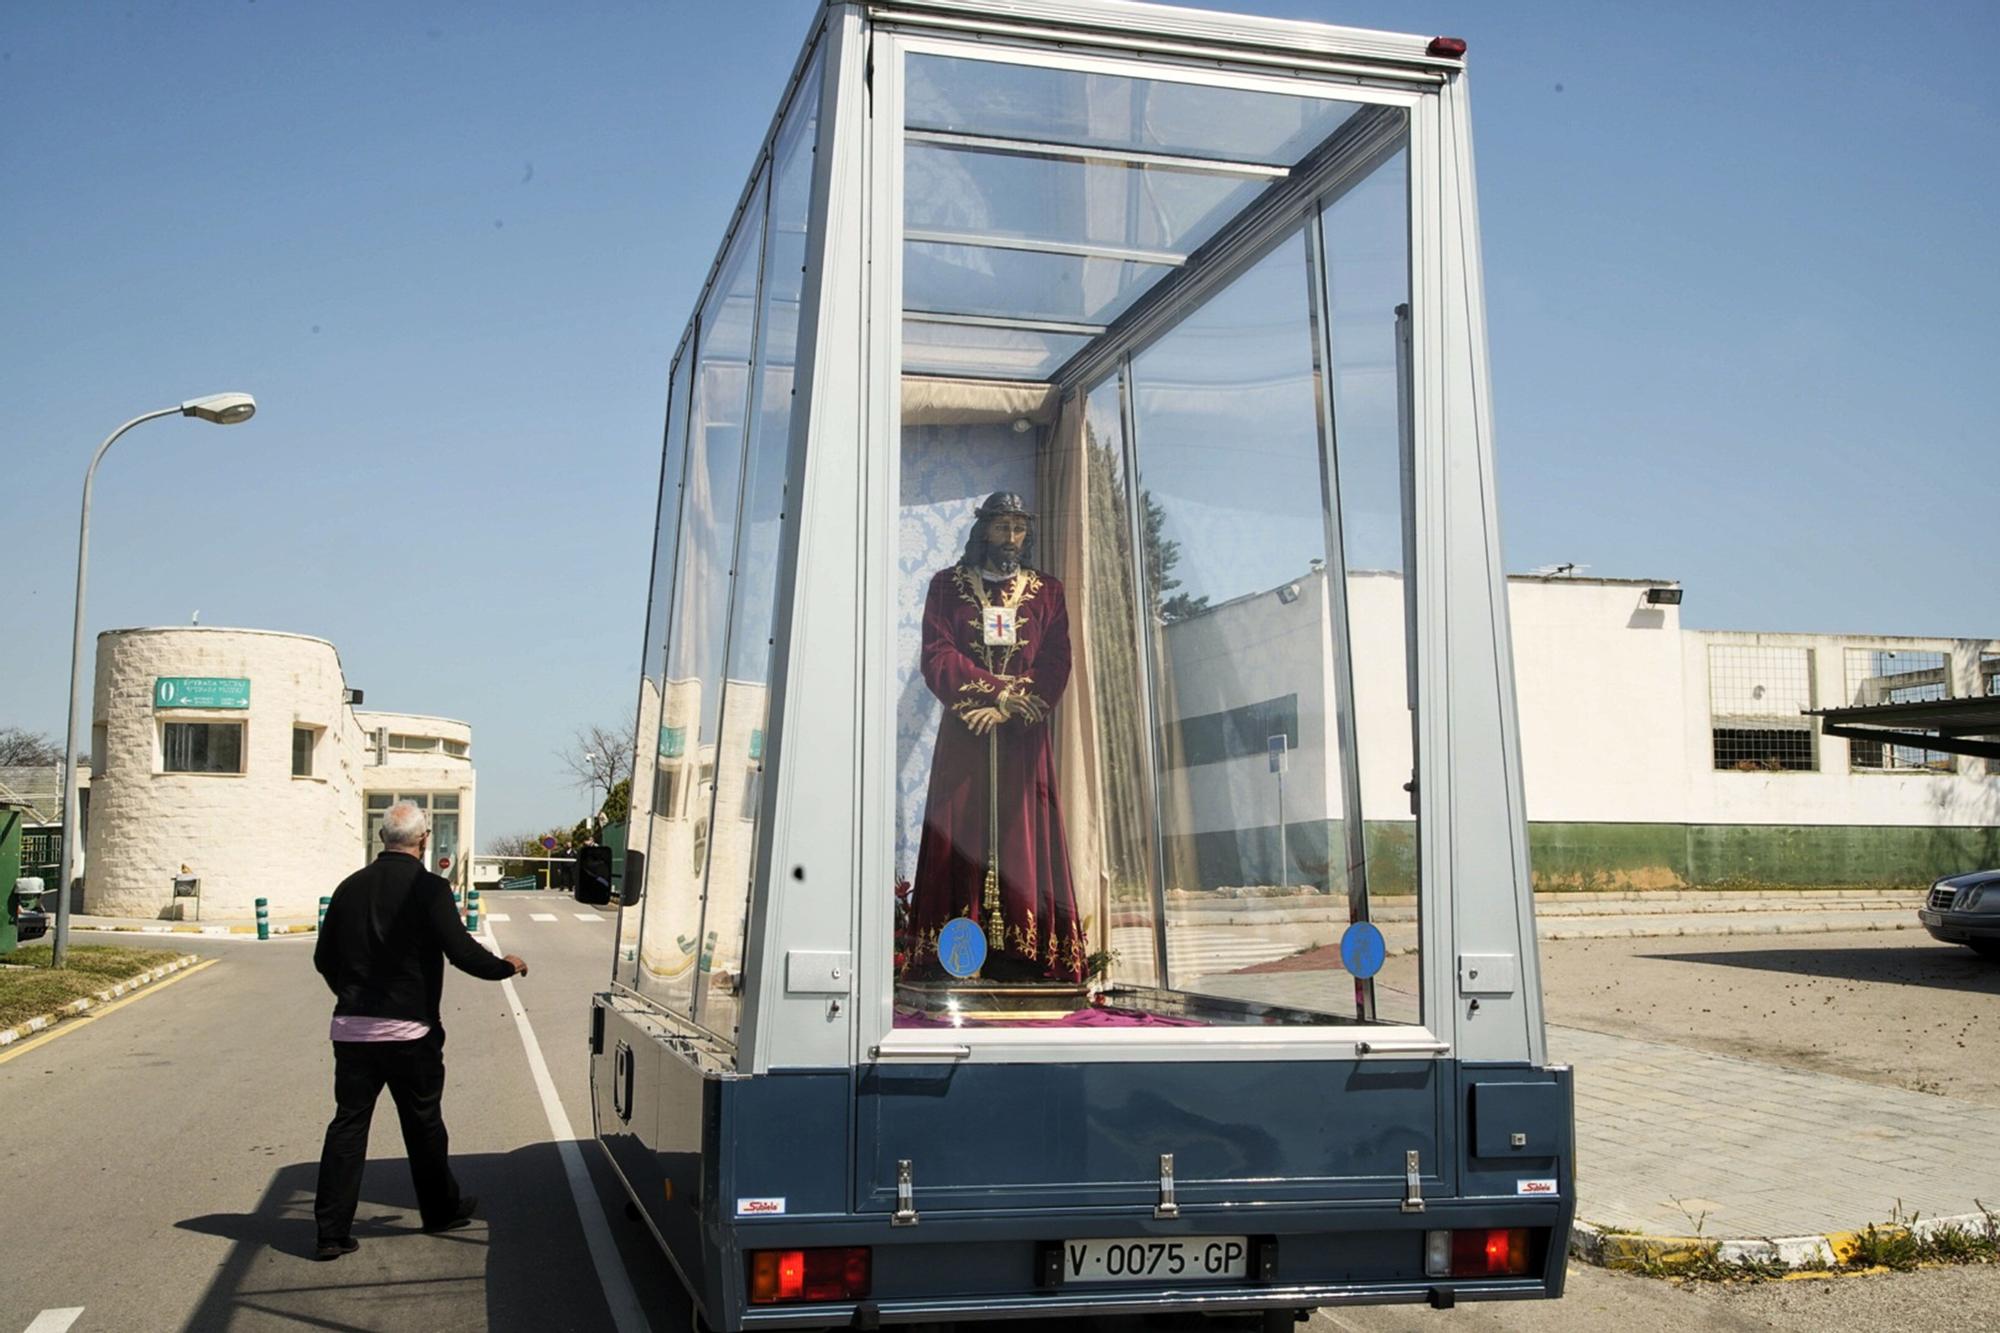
[380,800,429,850]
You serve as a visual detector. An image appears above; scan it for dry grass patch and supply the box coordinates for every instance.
[0,943,193,1030]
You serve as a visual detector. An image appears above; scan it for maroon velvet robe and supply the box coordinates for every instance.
[909,563,1085,982]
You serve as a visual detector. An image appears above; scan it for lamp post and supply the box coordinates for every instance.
[52,393,258,967]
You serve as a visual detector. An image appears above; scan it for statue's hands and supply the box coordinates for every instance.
[1002,691,1048,724]
[962,705,1009,736]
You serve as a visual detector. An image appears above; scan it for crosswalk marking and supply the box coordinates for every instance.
[529,913,559,922]
[25,1310,86,1333]
[573,912,605,922]
[485,913,511,922]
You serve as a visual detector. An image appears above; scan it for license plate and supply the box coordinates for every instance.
[1060,1236,1251,1284]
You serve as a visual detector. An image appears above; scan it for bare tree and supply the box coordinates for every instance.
[559,721,636,803]
[0,726,64,766]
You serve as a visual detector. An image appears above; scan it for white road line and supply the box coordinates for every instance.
[530,913,559,923]
[485,913,511,922]
[573,912,605,922]
[484,924,647,1333]
[24,1310,85,1333]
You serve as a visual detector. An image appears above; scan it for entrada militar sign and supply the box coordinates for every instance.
[153,677,251,710]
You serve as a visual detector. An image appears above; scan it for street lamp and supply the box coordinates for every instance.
[52,393,259,966]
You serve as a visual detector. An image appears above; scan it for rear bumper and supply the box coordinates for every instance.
[737,1275,1547,1327]
[1918,908,2000,944]
[678,1200,1569,1327]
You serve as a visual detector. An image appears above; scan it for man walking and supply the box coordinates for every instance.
[312,799,526,1260]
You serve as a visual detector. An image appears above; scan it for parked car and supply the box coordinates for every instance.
[1918,870,2000,958]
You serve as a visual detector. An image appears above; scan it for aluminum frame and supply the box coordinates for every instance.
[857,27,1460,1067]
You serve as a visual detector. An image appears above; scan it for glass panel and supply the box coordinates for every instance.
[901,319,1088,381]
[634,174,769,1020]
[887,57,1414,1030]
[905,53,1361,166]
[365,793,393,809]
[365,810,384,863]
[433,793,459,811]
[1319,144,1417,1023]
[1079,372,1162,992]
[162,722,242,774]
[696,59,822,1041]
[1130,234,1367,1023]
[292,727,314,777]
[904,242,1169,326]
[626,350,697,990]
[906,142,1260,257]
[432,813,460,882]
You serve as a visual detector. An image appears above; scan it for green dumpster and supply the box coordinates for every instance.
[0,802,23,957]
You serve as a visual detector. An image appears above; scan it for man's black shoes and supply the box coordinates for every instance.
[314,1237,359,1261]
[422,1194,480,1233]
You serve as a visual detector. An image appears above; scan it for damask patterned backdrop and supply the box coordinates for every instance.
[897,421,1037,878]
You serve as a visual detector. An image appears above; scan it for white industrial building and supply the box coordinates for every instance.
[1163,571,2000,891]
[83,626,475,920]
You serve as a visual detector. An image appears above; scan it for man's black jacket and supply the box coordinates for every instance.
[314,851,514,1033]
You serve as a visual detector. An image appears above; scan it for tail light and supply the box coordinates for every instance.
[1425,1228,1533,1277]
[747,1247,872,1304]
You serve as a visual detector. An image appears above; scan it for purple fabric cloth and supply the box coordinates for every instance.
[330,1015,432,1042]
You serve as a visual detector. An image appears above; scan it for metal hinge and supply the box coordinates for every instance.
[1401,1149,1425,1213]
[892,1158,918,1227]
[1155,1153,1179,1220]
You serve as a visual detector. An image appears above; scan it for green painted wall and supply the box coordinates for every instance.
[0,808,22,955]
[1173,817,1998,894]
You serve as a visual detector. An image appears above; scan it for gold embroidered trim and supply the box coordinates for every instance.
[953,564,1042,676]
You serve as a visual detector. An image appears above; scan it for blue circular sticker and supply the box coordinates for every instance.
[938,917,988,978]
[1340,921,1387,980]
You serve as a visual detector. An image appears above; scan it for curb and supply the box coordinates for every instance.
[1570,1210,1999,1274]
[75,922,315,937]
[1540,918,1917,942]
[0,953,203,1046]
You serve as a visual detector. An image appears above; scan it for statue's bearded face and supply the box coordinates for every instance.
[983,514,1031,574]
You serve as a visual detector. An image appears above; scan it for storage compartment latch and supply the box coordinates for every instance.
[1401,1149,1425,1213]
[1155,1152,1179,1220]
[893,1159,919,1227]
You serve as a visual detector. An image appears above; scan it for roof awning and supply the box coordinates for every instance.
[1806,696,2000,763]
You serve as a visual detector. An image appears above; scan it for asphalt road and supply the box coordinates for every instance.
[0,893,687,1333]
[4,898,1996,1332]
[1539,927,2000,1105]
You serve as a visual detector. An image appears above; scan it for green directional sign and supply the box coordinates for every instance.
[153,676,251,710]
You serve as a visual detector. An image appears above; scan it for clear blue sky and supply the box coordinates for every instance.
[4,1,1995,844]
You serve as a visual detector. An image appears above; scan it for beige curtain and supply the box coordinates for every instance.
[1037,391,1160,987]
[902,376,1058,427]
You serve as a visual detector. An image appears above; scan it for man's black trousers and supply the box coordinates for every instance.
[315,1031,463,1242]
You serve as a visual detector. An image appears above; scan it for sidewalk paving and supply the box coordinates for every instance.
[1557,1021,2000,1254]
[69,912,317,937]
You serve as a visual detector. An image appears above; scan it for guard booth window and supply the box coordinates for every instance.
[162,721,243,775]
[889,47,1419,1031]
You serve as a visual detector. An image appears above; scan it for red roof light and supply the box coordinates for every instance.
[1427,36,1468,59]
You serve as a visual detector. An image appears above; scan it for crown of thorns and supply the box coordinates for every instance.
[974,492,1034,520]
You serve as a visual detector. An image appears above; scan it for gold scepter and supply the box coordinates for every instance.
[983,724,1004,956]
